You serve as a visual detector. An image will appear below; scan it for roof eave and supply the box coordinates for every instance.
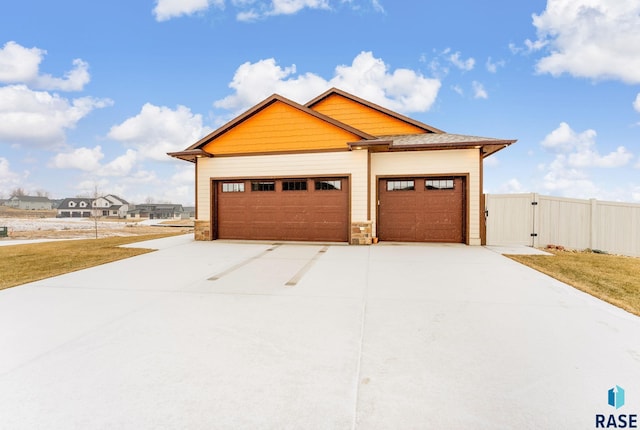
[347,140,393,150]
[351,138,517,153]
[167,149,213,163]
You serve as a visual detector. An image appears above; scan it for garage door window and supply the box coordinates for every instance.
[282,180,307,191]
[426,179,454,190]
[222,182,245,192]
[387,180,415,191]
[315,179,341,190]
[251,181,275,191]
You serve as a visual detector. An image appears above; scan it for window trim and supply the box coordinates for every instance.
[251,181,276,192]
[314,179,342,191]
[222,182,245,193]
[282,180,308,191]
[386,180,415,191]
[425,179,455,190]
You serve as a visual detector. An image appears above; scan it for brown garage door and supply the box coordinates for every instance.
[378,177,465,243]
[214,178,349,242]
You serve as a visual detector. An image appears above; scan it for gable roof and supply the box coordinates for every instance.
[57,198,93,210]
[105,194,128,205]
[305,88,444,134]
[169,94,377,162]
[168,88,516,161]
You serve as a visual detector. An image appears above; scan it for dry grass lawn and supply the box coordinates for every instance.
[508,250,640,316]
[0,233,183,290]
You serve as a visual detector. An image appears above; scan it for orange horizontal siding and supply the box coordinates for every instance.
[203,101,359,155]
[311,94,425,136]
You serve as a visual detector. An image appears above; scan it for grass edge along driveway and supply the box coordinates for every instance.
[507,250,640,317]
[0,233,182,290]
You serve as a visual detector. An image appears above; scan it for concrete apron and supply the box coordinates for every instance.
[0,236,638,429]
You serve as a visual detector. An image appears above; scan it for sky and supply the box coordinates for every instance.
[0,0,639,205]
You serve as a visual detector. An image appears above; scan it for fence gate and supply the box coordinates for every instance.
[485,193,538,247]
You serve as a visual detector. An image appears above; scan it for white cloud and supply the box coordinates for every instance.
[50,147,140,178]
[541,122,632,167]
[484,156,499,167]
[448,51,475,71]
[634,93,640,113]
[171,164,195,184]
[74,179,110,196]
[214,51,441,114]
[0,41,90,91]
[530,0,640,83]
[498,178,524,193]
[107,103,212,161]
[568,145,632,168]
[155,0,383,21]
[32,59,90,92]
[270,0,330,15]
[98,149,138,177]
[0,157,21,190]
[153,0,223,22]
[541,156,600,198]
[486,57,505,73]
[539,122,634,198]
[49,146,104,171]
[370,0,384,13]
[0,85,113,147]
[160,185,192,205]
[0,41,42,83]
[472,81,488,99]
[451,85,463,96]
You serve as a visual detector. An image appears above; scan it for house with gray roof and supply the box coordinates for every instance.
[6,196,53,210]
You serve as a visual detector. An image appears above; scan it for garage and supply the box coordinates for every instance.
[377,176,466,243]
[213,177,349,242]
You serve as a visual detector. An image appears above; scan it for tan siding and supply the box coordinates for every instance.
[371,149,481,245]
[196,150,368,222]
[311,95,426,136]
[202,101,358,155]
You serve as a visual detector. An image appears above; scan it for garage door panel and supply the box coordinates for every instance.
[378,177,465,243]
[216,178,348,242]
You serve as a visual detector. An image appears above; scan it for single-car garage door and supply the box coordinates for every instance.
[214,177,349,242]
[378,176,465,243]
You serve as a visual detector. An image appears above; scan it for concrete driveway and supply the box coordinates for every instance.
[1,236,639,429]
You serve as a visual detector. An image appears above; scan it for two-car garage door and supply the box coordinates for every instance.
[212,176,466,243]
[213,177,349,242]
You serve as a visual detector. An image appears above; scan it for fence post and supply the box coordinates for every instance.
[530,193,539,248]
[590,198,597,250]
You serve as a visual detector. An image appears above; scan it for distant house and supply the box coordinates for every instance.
[181,206,196,219]
[57,195,130,218]
[6,196,53,210]
[57,198,94,218]
[93,194,129,218]
[127,204,184,220]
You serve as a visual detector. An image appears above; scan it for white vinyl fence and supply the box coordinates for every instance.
[485,193,640,257]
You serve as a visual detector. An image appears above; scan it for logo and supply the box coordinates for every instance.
[596,385,637,429]
[610,386,626,410]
